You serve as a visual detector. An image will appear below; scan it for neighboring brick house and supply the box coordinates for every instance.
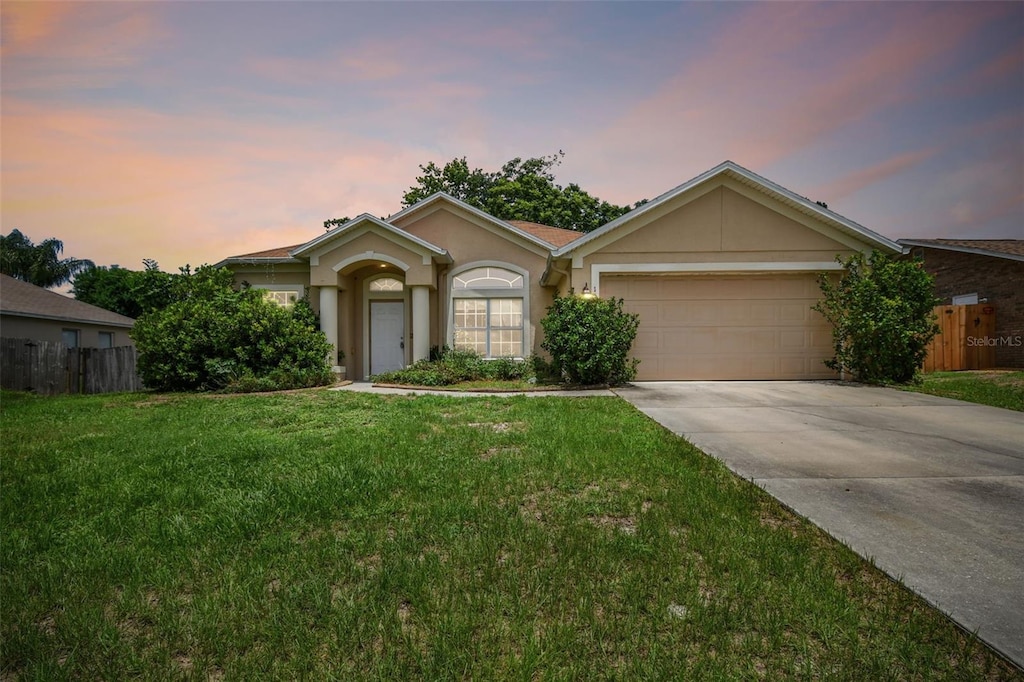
[898,239,1024,368]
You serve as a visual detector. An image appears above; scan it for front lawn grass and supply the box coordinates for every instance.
[2,390,1017,680]
[905,370,1024,411]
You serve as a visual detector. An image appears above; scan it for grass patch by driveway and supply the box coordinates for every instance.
[904,371,1024,411]
[2,390,1017,680]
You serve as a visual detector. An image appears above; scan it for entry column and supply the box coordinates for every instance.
[318,285,340,370]
[411,285,430,363]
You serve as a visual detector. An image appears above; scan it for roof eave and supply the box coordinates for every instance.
[554,160,902,257]
[0,309,135,328]
[215,256,305,268]
[290,213,449,260]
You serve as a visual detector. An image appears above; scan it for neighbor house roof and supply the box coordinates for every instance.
[0,274,135,327]
[507,221,585,248]
[552,160,904,258]
[898,239,1024,262]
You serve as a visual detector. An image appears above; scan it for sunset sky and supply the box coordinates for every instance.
[2,1,1022,273]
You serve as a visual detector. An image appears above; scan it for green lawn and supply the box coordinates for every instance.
[2,390,1018,680]
[905,371,1024,411]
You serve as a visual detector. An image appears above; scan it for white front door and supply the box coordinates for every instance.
[370,301,405,375]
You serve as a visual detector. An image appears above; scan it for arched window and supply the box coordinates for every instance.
[453,267,523,290]
[451,265,526,358]
[369,277,404,293]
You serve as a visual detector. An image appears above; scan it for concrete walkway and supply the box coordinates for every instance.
[614,381,1024,667]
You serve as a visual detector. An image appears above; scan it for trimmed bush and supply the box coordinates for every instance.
[814,252,939,384]
[540,292,639,386]
[372,347,533,386]
[131,266,334,392]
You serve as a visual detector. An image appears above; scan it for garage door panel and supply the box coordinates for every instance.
[780,329,808,349]
[749,302,778,323]
[605,274,835,380]
[634,330,660,352]
[779,303,811,322]
[631,302,660,323]
[811,329,833,351]
[628,279,661,298]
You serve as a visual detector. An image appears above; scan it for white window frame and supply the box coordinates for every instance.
[253,284,304,309]
[368,277,404,293]
[448,261,529,359]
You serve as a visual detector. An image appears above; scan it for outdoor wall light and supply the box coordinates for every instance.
[580,283,597,300]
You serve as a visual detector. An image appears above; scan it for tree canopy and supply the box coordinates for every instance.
[0,229,94,288]
[399,152,643,233]
[71,259,177,318]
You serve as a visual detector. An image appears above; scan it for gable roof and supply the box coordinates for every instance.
[552,160,903,257]
[290,213,451,261]
[898,239,1024,262]
[387,192,562,250]
[0,274,135,327]
[507,221,585,248]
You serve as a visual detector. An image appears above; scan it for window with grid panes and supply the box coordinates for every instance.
[452,266,525,358]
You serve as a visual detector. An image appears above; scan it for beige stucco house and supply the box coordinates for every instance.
[218,161,902,381]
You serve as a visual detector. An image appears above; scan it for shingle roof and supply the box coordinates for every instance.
[219,217,584,265]
[507,221,585,248]
[898,239,1024,261]
[232,244,305,259]
[0,274,135,327]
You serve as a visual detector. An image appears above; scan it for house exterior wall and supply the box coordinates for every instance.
[1,314,134,348]
[394,206,554,354]
[915,248,1024,368]
[230,264,310,289]
[578,186,857,294]
[311,232,434,287]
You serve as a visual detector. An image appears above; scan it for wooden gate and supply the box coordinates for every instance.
[922,304,996,372]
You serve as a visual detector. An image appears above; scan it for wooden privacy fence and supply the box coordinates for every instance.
[0,338,144,395]
[922,304,996,372]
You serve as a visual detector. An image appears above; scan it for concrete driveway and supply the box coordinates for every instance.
[615,381,1024,667]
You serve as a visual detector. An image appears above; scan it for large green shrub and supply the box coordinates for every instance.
[540,292,639,386]
[131,266,333,392]
[814,252,939,384]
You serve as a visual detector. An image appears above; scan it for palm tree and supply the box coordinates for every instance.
[0,229,94,288]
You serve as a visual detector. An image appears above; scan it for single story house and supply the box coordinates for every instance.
[218,160,902,381]
[0,273,136,348]
[898,239,1023,368]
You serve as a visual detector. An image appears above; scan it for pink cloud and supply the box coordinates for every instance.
[1,3,165,90]
[0,2,73,55]
[582,3,1009,203]
[0,99,436,270]
[810,148,937,203]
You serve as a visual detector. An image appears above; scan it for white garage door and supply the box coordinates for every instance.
[602,274,835,380]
